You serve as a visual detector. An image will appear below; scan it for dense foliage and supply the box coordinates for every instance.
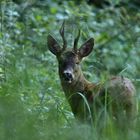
[0,0,140,140]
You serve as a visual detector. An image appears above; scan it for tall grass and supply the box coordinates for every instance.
[0,1,140,140]
[0,50,140,140]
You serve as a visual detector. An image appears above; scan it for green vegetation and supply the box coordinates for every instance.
[0,0,140,140]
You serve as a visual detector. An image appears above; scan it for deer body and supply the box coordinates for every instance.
[47,22,137,125]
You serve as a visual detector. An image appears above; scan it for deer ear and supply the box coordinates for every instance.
[47,35,61,55]
[78,38,94,58]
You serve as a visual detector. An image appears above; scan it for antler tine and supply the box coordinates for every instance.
[73,29,80,52]
[59,21,67,50]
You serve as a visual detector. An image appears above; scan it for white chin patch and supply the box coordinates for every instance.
[68,80,72,84]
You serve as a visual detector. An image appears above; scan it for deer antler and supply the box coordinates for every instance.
[59,21,67,50]
[73,29,80,52]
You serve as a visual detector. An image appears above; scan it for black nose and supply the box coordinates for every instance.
[63,72,73,81]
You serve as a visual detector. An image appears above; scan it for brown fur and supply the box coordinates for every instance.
[60,65,137,123]
[47,23,137,126]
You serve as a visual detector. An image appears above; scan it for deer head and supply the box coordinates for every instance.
[47,22,94,84]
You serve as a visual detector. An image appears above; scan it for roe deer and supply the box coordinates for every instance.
[47,22,137,126]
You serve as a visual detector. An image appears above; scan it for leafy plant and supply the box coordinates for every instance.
[0,0,140,140]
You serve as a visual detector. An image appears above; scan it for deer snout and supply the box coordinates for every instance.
[63,70,74,83]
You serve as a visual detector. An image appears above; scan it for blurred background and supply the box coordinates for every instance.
[0,0,140,140]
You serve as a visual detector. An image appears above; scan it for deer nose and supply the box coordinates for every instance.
[63,71,73,82]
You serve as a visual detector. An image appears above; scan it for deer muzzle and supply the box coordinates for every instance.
[63,69,74,83]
